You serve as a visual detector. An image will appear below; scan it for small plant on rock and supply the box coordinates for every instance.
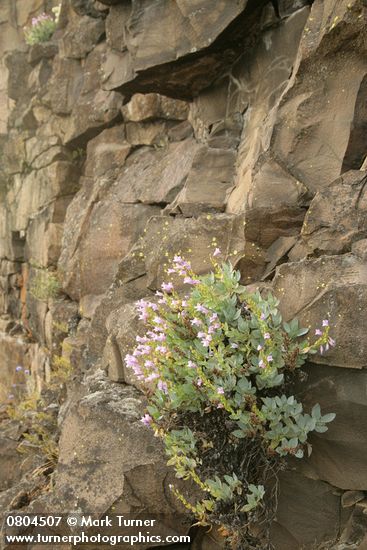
[24,6,60,46]
[6,352,72,472]
[29,268,61,302]
[126,251,336,549]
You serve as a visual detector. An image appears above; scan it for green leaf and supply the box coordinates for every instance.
[321,413,336,423]
[232,429,246,439]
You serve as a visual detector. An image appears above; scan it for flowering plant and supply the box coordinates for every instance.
[126,251,335,548]
[24,6,60,46]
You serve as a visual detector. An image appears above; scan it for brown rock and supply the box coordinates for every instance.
[58,175,159,305]
[289,170,367,260]
[44,299,79,354]
[101,0,269,99]
[270,0,367,190]
[236,158,310,248]
[90,213,245,365]
[226,7,309,214]
[271,471,340,549]
[47,57,82,115]
[342,491,365,508]
[5,51,32,101]
[25,135,70,170]
[278,0,311,18]
[272,253,367,368]
[7,161,80,235]
[122,93,189,122]
[62,44,124,146]
[352,239,367,260]
[0,436,24,491]
[337,501,367,549]
[0,334,30,403]
[294,364,367,491]
[60,15,105,59]
[103,302,143,385]
[28,42,59,65]
[52,369,192,522]
[169,147,236,215]
[125,121,172,146]
[113,138,200,204]
[105,3,130,51]
[84,125,131,178]
[116,213,246,292]
[25,199,72,268]
[63,89,123,147]
[98,0,124,5]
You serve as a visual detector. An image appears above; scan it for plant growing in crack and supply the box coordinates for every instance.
[24,6,61,46]
[29,268,61,302]
[125,250,336,549]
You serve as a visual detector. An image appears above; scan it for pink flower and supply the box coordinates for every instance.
[259,359,265,369]
[156,345,167,354]
[188,360,197,369]
[217,387,224,395]
[191,318,202,326]
[184,276,200,285]
[202,337,211,347]
[146,372,160,382]
[154,333,166,342]
[140,414,153,427]
[264,333,271,340]
[328,337,336,347]
[197,378,203,387]
[257,344,263,351]
[195,304,209,314]
[158,380,168,394]
[267,354,273,362]
[136,344,151,355]
[161,282,174,293]
[213,248,221,257]
[125,354,139,368]
[136,335,148,343]
[231,343,239,349]
[322,319,329,327]
[315,329,322,336]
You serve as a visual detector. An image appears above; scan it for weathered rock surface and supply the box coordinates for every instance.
[295,364,367,491]
[101,0,267,99]
[272,253,367,368]
[272,471,342,549]
[32,369,193,550]
[0,335,30,403]
[289,170,367,260]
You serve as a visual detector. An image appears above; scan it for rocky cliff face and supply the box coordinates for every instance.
[0,0,367,548]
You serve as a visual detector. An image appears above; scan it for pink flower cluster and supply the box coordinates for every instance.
[32,13,53,26]
[315,319,336,354]
[194,309,220,348]
[165,255,200,285]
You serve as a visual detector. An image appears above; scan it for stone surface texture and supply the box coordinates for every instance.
[0,0,367,548]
